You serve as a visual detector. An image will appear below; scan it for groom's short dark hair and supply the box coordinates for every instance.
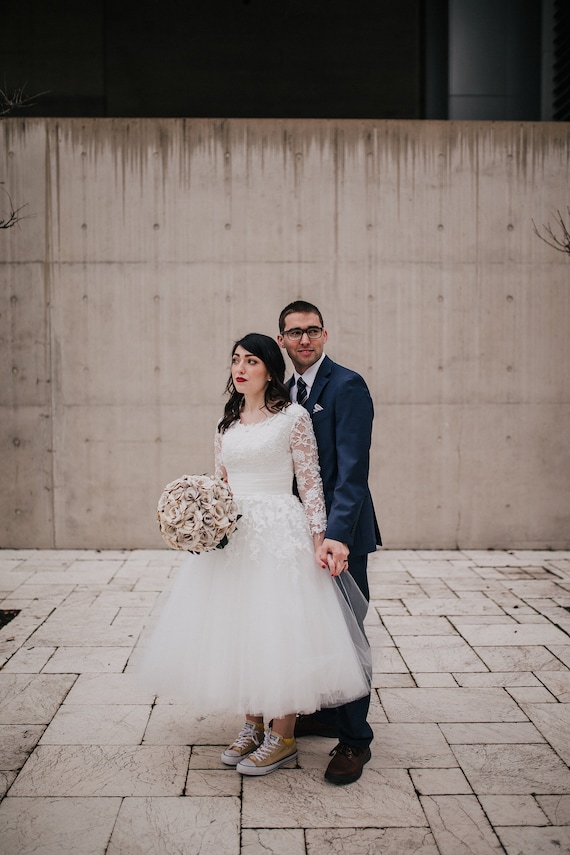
[279,300,324,333]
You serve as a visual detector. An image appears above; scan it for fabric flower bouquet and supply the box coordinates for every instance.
[157,474,240,552]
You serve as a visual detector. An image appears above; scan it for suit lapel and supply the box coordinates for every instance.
[306,355,332,413]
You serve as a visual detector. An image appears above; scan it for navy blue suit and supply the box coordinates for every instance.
[288,355,381,748]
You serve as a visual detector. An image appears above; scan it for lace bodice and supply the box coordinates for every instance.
[214,403,327,534]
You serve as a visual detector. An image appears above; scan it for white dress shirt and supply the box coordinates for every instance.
[292,354,326,403]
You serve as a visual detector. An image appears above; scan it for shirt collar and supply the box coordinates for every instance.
[294,353,325,392]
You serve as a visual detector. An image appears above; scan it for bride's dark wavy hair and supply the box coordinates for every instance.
[218,333,291,433]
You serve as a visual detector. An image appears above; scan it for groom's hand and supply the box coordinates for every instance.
[319,538,349,576]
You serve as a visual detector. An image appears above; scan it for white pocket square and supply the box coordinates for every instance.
[312,403,323,413]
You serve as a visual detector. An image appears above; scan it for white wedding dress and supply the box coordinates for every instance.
[136,403,371,721]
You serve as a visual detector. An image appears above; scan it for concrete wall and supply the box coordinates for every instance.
[1,118,569,549]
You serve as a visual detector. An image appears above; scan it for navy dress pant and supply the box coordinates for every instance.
[315,552,374,749]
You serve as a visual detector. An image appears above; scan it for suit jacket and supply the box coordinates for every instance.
[288,355,381,554]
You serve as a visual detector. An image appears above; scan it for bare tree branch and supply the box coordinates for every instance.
[532,208,570,255]
[0,185,31,229]
[0,82,49,117]
[0,82,47,229]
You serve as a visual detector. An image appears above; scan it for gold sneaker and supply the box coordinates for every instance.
[236,729,297,776]
[221,721,264,766]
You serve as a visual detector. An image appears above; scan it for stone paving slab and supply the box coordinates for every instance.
[421,794,504,854]
[0,549,569,854]
[241,767,427,828]
[107,797,241,855]
[9,744,190,797]
[0,797,122,855]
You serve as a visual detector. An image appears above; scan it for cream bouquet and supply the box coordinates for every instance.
[157,474,239,552]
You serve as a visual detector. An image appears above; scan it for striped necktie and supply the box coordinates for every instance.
[296,377,308,407]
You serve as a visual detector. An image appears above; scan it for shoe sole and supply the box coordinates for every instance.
[221,747,258,766]
[236,751,298,776]
[324,747,372,785]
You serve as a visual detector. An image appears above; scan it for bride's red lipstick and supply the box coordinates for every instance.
[235,377,246,383]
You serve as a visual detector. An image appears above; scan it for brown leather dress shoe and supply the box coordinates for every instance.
[324,742,372,784]
[294,714,338,739]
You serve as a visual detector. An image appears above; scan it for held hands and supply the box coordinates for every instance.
[318,538,349,576]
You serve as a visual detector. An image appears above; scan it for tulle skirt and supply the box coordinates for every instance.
[133,493,371,722]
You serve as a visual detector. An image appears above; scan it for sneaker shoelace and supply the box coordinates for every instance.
[250,730,281,761]
[230,722,261,750]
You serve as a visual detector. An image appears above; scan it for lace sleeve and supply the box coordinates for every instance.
[290,406,327,534]
[214,424,227,480]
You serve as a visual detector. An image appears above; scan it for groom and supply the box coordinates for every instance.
[278,299,381,785]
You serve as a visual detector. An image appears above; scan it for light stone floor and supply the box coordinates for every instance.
[1,549,570,855]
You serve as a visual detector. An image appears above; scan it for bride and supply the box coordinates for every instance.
[136,333,371,776]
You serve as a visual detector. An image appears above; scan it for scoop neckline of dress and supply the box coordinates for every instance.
[238,410,281,427]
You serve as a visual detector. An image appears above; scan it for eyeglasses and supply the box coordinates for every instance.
[282,326,324,341]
